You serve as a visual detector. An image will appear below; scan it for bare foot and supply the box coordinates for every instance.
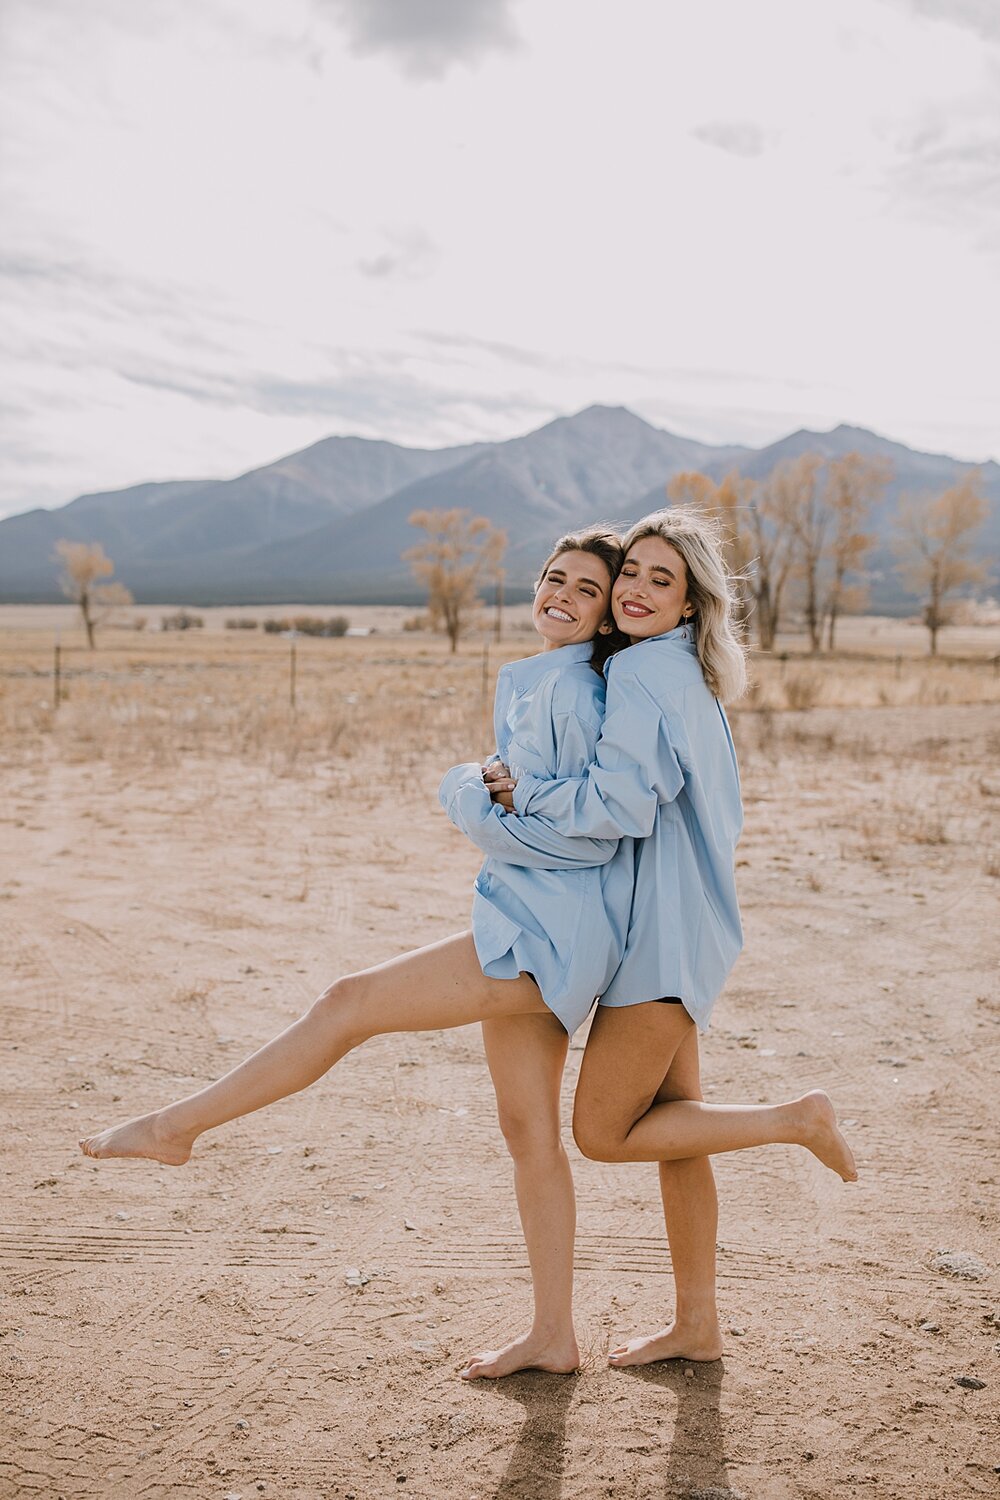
[461,1329,580,1380]
[609,1316,723,1368]
[796,1090,858,1182]
[79,1108,195,1166]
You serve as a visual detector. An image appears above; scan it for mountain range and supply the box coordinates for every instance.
[1,405,996,608]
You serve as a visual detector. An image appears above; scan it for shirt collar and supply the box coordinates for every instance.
[606,623,697,676]
[499,641,595,694]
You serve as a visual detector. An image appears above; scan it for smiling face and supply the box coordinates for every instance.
[532,547,614,650]
[612,535,693,641]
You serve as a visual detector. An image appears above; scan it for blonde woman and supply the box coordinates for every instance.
[487,509,857,1368]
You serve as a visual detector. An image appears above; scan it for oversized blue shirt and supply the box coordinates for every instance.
[512,627,743,1031]
[438,641,633,1036]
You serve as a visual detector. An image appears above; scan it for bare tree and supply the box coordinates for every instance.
[743,462,800,651]
[823,453,892,649]
[54,540,134,648]
[667,469,754,627]
[893,475,988,655]
[783,453,827,652]
[405,508,507,653]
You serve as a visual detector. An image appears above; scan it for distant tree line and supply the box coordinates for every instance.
[53,462,988,657]
[667,453,989,655]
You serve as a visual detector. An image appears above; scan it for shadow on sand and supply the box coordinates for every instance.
[475,1370,578,1500]
[466,1359,734,1500]
[626,1357,736,1499]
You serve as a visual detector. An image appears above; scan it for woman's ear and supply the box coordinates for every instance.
[598,620,614,635]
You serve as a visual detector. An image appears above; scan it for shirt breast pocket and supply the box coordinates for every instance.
[507,736,552,782]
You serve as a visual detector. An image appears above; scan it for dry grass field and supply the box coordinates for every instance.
[2,605,999,1500]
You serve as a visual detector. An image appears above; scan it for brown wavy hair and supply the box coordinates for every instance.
[535,524,631,675]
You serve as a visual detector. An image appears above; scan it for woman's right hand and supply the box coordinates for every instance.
[482,760,511,783]
[487,777,517,813]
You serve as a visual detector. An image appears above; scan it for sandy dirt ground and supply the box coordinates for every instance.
[2,622,999,1499]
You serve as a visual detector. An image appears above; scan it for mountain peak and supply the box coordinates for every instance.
[531,403,662,440]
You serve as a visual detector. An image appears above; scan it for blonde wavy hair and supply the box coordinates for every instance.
[621,508,748,703]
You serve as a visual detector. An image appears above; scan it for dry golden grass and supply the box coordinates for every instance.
[1,605,998,776]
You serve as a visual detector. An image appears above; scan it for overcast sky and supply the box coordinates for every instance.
[2,0,998,517]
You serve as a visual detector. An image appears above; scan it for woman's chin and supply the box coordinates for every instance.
[536,625,589,648]
[614,618,657,639]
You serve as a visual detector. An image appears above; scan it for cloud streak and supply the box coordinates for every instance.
[356,228,438,280]
[691,120,777,158]
[891,0,1000,41]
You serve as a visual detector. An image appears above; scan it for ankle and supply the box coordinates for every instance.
[158,1103,196,1141]
[529,1315,576,1345]
[673,1300,720,1328]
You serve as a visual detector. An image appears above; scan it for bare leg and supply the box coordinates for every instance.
[575,1003,856,1371]
[574,1004,857,1181]
[80,933,547,1164]
[608,1027,722,1367]
[462,1012,580,1380]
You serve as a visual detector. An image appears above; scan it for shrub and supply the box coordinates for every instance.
[225,618,259,630]
[263,616,349,637]
[784,670,822,711]
[161,611,204,631]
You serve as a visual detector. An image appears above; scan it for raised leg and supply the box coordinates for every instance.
[573,1003,856,1181]
[609,1026,723,1367]
[462,1011,580,1380]
[80,932,548,1163]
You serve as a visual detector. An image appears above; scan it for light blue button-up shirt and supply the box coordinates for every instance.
[438,641,633,1036]
[512,626,743,1030]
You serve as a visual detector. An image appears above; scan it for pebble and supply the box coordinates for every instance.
[932,1250,990,1281]
[918,1321,940,1333]
[683,1366,694,1379]
[954,1376,986,1390]
[728,1326,746,1337]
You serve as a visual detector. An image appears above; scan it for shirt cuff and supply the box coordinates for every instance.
[512,775,542,816]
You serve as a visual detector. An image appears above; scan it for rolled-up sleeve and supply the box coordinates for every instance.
[513,672,685,839]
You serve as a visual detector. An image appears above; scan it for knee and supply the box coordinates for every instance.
[495,1104,561,1163]
[571,1105,627,1163]
[311,973,370,1042]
